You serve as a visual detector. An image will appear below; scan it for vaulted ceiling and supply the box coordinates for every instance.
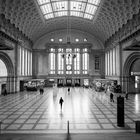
[0,0,140,44]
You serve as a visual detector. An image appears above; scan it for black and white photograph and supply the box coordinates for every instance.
[0,0,140,140]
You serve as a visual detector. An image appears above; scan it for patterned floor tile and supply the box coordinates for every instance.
[38,119,50,124]
[34,124,47,129]
[0,87,139,133]
[75,124,88,129]
[20,124,34,130]
[13,119,26,123]
[101,124,115,129]
[3,119,14,124]
[88,124,101,129]
[98,119,110,123]
[7,124,21,130]
[25,119,37,124]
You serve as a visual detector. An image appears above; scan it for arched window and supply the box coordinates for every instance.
[82,48,89,74]
[74,48,80,74]
[49,48,55,74]
[0,59,7,76]
[58,48,64,74]
[49,47,89,75]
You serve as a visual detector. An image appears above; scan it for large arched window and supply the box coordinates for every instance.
[82,48,89,74]
[49,47,89,75]
[74,48,80,74]
[58,48,64,74]
[0,59,7,76]
[49,48,55,74]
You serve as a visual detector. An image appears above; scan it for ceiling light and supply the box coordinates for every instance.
[84,38,87,42]
[59,38,63,42]
[51,38,54,42]
[75,38,79,42]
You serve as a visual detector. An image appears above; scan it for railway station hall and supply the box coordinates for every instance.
[0,0,140,139]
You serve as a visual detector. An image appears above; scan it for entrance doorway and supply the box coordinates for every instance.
[66,79,72,87]
[57,79,64,87]
[129,74,140,93]
[20,80,25,91]
[135,76,140,93]
[0,52,14,94]
[1,83,6,95]
[123,53,140,93]
[74,79,80,87]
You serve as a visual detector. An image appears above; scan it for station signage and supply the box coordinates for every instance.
[131,72,140,76]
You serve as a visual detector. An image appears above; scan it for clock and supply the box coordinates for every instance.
[67,65,71,70]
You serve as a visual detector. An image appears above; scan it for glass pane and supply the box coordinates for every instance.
[88,0,100,5]
[37,0,100,20]
[50,53,55,74]
[70,11,83,17]
[53,1,67,11]
[40,4,52,14]
[84,14,93,20]
[55,11,67,17]
[44,13,54,19]
[70,1,86,12]
[0,59,7,76]
[37,0,50,5]
[85,4,97,15]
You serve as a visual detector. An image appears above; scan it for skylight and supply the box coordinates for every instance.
[37,0,100,20]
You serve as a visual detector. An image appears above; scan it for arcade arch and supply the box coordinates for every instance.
[123,52,140,94]
[0,52,14,94]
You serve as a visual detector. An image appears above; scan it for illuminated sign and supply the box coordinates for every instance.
[131,72,140,75]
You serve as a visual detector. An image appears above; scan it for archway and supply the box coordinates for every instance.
[0,52,14,94]
[123,52,140,94]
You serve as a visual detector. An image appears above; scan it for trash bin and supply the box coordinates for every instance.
[135,121,140,133]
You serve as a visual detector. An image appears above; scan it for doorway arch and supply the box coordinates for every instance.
[0,52,14,94]
[123,52,140,93]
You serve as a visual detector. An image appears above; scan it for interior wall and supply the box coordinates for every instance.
[32,30,105,80]
[105,34,140,93]
[0,51,14,94]
[123,52,140,93]
[105,44,121,84]
[33,29,104,50]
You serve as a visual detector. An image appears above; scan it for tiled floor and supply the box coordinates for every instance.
[0,87,140,134]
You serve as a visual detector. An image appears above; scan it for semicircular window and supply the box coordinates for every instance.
[37,0,101,20]
[0,59,7,77]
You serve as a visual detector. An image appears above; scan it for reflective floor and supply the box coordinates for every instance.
[0,87,140,134]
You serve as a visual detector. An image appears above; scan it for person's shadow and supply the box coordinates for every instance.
[60,111,64,120]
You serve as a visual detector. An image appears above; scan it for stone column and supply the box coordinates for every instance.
[110,49,113,76]
[80,50,83,75]
[55,51,58,75]
[14,43,19,93]
[108,51,110,76]
[115,47,117,75]
[105,53,107,76]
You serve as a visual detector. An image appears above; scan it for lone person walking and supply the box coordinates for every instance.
[59,97,64,110]
[110,92,114,102]
[125,92,128,100]
[68,87,70,94]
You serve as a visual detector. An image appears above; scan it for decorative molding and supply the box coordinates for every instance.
[45,43,92,49]
[105,11,140,49]
[0,14,33,48]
